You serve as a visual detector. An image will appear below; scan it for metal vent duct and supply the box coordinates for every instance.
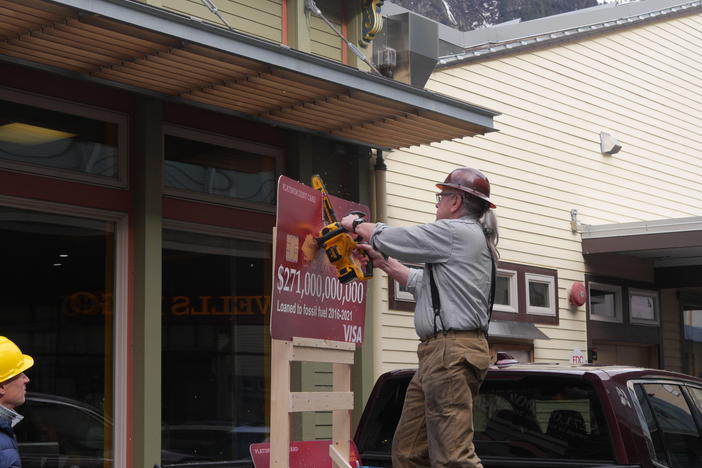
[374,11,439,89]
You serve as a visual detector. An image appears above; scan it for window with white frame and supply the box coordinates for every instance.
[525,273,556,316]
[493,269,518,313]
[389,261,559,324]
[629,288,659,325]
[589,282,623,323]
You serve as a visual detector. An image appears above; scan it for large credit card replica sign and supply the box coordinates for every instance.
[270,176,369,345]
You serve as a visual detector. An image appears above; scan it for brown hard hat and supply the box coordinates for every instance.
[436,167,496,208]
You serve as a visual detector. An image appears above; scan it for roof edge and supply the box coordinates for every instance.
[52,0,499,127]
[437,0,702,67]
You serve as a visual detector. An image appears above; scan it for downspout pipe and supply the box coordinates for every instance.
[374,150,387,223]
[371,150,386,386]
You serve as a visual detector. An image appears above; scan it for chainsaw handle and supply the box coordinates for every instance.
[361,250,374,277]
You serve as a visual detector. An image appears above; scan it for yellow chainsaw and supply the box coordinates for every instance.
[311,175,373,284]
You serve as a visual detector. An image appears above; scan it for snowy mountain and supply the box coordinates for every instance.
[390,0,599,31]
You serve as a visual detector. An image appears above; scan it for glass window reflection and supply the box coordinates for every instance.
[0,206,114,467]
[0,98,120,180]
[164,133,277,205]
[162,229,271,464]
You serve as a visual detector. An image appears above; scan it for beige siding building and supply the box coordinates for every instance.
[370,0,702,380]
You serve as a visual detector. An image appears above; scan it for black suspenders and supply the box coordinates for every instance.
[427,256,496,336]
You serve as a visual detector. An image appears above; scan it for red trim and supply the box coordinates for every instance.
[163,103,286,146]
[1,63,134,113]
[163,197,275,233]
[341,1,348,64]
[0,170,130,212]
[281,0,288,46]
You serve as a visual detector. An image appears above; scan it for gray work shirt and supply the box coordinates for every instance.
[370,217,492,339]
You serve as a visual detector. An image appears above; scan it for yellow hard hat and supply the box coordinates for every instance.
[0,337,33,383]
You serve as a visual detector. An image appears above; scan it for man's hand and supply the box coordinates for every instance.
[353,242,386,270]
[340,213,361,233]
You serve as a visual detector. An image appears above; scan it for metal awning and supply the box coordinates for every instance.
[581,216,702,268]
[488,320,549,341]
[0,0,498,149]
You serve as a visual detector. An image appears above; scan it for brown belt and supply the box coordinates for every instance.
[419,329,485,343]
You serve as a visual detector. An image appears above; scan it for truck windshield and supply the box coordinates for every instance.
[474,375,614,462]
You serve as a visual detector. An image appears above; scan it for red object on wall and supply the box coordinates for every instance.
[569,282,587,306]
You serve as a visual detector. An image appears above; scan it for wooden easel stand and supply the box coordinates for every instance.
[270,337,356,468]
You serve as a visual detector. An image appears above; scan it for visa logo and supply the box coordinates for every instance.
[343,324,362,344]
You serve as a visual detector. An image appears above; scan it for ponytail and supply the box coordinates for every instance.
[480,209,500,260]
[461,195,500,260]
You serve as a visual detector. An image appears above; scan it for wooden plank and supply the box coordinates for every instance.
[372,118,458,142]
[130,58,214,87]
[310,98,382,121]
[142,54,230,82]
[266,107,342,130]
[153,52,237,80]
[184,92,263,113]
[339,93,408,116]
[332,363,351,466]
[334,125,416,148]
[185,90,262,113]
[196,84,290,108]
[333,127,409,148]
[270,338,291,468]
[0,41,91,71]
[271,69,347,94]
[283,104,353,126]
[94,68,181,94]
[33,29,128,59]
[9,34,100,65]
[80,14,180,47]
[96,65,186,92]
[329,445,352,468]
[289,391,354,412]
[264,113,329,131]
[114,61,202,88]
[249,74,335,100]
[184,44,268,72]
[0,7,51,27]
[167,49,258,77]
[191,84,275,107]
[291,347,354,364]
[65,18,171,52]
[292,337,356,351]
[228,77,308,104]
[0,0,75,17]
[0,18,38,34]
[415,110,485,134]
[19,34,115,64]
[52,23,156,56]
[348,91,414,113]
[297,101,367,123]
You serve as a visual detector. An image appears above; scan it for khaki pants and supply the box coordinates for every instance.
[392,330,490,468]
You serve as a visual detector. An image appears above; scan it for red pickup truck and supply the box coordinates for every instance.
[354,364,702,468]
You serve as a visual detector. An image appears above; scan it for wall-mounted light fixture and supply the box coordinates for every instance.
[600,131,622,155]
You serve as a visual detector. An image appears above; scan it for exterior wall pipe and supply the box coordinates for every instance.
[372,150,387,384]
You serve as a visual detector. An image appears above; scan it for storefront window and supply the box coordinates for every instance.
[0,206,115,466]
[163,126,280,207]
[0,90,125,185]
[162,229,271,463]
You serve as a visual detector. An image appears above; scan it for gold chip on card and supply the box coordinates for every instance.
[285,234,299,263]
